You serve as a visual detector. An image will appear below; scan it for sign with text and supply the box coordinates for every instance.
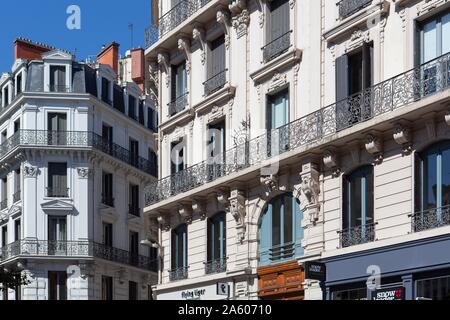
[304,261,326,282]
[217,282,229,296]
[373,286,405,300]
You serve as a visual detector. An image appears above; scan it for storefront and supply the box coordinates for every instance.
[157,281,232,300]
[257,261,305,300]
[323,234,450,300]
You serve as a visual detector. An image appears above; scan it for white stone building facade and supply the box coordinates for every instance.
[144,0,450,300]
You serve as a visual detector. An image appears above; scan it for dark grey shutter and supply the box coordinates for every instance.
[58,67,66,88]
[336,54,349,131]
[270,0,290,42]
[171,66,177,100]
[58,114,67,131]
[209,36,225,78]
[362,42,373,89]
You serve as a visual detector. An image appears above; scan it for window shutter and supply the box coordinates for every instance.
[270,0,290,42]
[58,67,66,87]
[259,204,272,266]
[362,42,373,89]
[293,197,304,257]
[335,54,349,131]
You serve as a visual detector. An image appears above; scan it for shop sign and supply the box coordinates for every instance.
[373,286,405,300]
[304,261,326,282]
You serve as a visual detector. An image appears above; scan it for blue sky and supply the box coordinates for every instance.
[0,0,151,71]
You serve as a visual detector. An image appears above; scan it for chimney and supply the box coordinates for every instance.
[131,48,145,90]
[97,42,120,77]
[14,38,52,61]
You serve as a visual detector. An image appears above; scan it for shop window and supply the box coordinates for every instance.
[206,212,226,274]
[417,275,450,300]
[170,224,188,281]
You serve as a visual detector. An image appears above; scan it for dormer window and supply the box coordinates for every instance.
[128,95,137,120]
[3,86,9,107]
[16,73,22,95]
[102,77,112,105]
[49,65,67,93]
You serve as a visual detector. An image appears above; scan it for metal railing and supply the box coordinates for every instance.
[204,69,227,96]
[101,194,115,207]
[411,206,450,233]
[0,130,157,177]
[46,187,69,198]
[339,223,376,248]
[0,199,7,211]
[12,191,21,203]
[145,24,159,48]
[169,266,189,281]
[262,31,292,63]
[168,92,189,116]
[204,258,227,274]
[48,85,72,93]
[145,52,450,207]
[129,205,140,217]
[338,0,372,20]
[259,242,296,266]
[0,239,158,272]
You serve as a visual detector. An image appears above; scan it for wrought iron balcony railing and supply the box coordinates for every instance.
[145,52,450,207]
[169,266,189,281]
[12,191,20,203]
[101,194,115,207]
[168,92,189,116]
[0,199,7,211]
[129,205,141,217]
[145,24,159,49]
[339,223,376,248]
[0,239,158,272]
[204,69,228,96]
[204,258,227,274]
[46,187,70,198]
[262,31,292,63]
[410,206,450,233]
[0,130,157,177]
[338,0,372,20]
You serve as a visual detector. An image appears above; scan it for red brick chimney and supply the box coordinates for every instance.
[97,42,120,77]
[131,48,145,90]
[14,38,52,61]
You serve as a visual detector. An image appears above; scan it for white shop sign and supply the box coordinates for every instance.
[157,283,230,300]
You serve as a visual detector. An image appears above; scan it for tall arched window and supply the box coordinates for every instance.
[258,193,303,266]
[342,165,374,247]
[415,141,450,231]
[206,212,226,274]
[170,224,188,281]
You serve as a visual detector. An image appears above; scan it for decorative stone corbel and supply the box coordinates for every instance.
[229,0,246,14]
[177,36,191,74]
[24,164,39,178]
[157,52,170,88]
[255,0,265,28]
[178,204,193,224]
[260,174,279,198]
[365,134,384,165]
[229,189,246,242]
[393,124,412,155]
[157,215,170,232]
[192,199,206,220]
[216,9,231,49]
[77,167,93,179]
[231,7,250,38]
[148,61,159,86]
[323,150,341,177]
[192,24,206,65]
[299,163,321,224]
[217,190,230,210]
[117,268,128,285]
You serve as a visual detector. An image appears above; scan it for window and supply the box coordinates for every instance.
[149,149,158,178]
[129,281,138,300]
[48,271,67,300]
[49,65,67,92]
[14,119,20,133]
[102,124,113,154]
[16,73,22,95]
[171,139,186,175]
[102,172,114,207]
[415,141,450,231]
[335,42,373,130]
[129,231,139,266]
[417,275,450,300]
[147,107,158,131]
[206,212,226,274]
[342,166,374,247]
[1,177,7,210]
[171,224,188,280]
[267,89,289,156]
[14,219,20,242]
[14,169,20,203]
[139,100,145,125]
[103,223,113,247]
[113,83,125,112]
[170,62,187,115]
[128,95,137,120]
[207,121,226,179]
[129,184,139,216]
[258,193,303,266]
[48,216,67,255]
[102,78,111,105]
[102,276,113,300]
[3,86,9,106]
[205,36,226,96]
[1,225,7,248]
[420,11,450,64]
[47,163,68,197]
[264,0,291,62]
[332,287,367,300]
[129,138,139,166]
[1,131,6,144]
[47,113,67,145]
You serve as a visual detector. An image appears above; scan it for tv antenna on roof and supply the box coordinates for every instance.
[128,22,134,49]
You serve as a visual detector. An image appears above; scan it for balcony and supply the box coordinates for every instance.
[101,194,115,207]
[169,266,189,281]
[145,52,450,207]
[338,0,372,20]
[168,92,189,116]
[147,0,213,46]
[411,206,450,233]
[46,187,70,198]
[0,130,157,177]
[204,258,227,274]
[339,223,376,248]
[0,239,158,272]
[204,69,228,97]
[12,191,20,203]
[128,205,140,217]
[262,31,292,63]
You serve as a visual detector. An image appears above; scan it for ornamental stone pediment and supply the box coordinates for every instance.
[41,199,74,215]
